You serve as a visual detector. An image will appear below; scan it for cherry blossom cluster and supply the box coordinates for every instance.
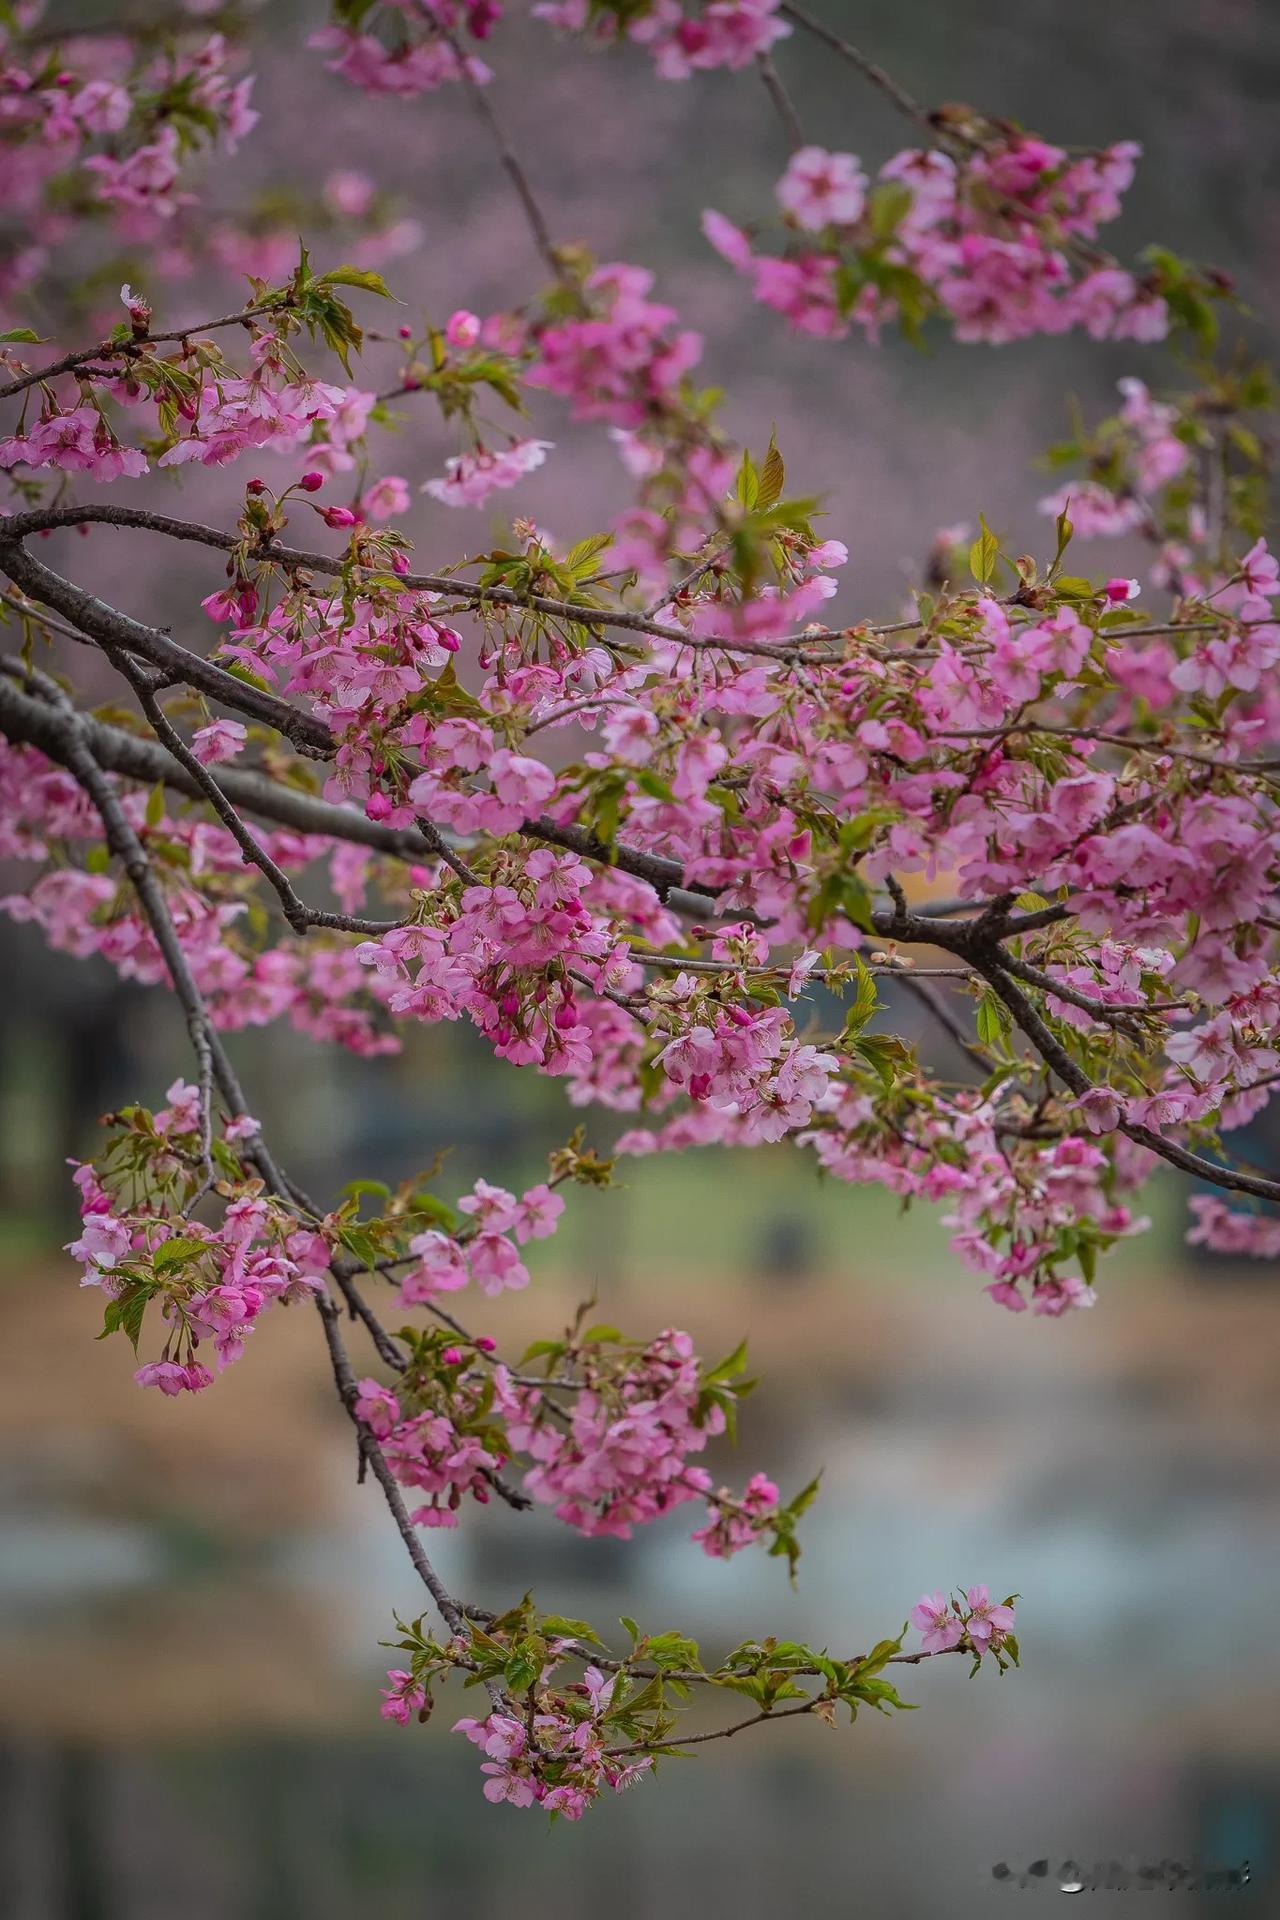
[532,0,788,81]
[0,15,256,253]
[311,0,498,97]
[356,1361,507,1529]
[705,136,1181,347]
[0,737,397,1054]
[66,1084,326,1393]
[910,1585,1019,1671]
[397,1175,564,1300]
[491,1326,790,1550]
[381,1591,987,1815]
[352,1299,799,1556]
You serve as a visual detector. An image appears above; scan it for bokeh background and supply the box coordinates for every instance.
[3,1,1280,1913]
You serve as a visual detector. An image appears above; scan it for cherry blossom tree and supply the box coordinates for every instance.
[1,0,1275,1822]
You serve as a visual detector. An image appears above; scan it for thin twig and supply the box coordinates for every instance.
[779,3,936,135]
[438,24,564,280]
[756,50,806,150]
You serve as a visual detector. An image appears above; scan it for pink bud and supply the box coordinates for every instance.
[246,478,266,495]
[444,309,481,350]
[441,1347,463,1365]
[365,790,393,822]
[297,471,325,493]
[475,1335,497,1352]
[398,325,413,340]
[319,505,357,528]
[437,628,462,653]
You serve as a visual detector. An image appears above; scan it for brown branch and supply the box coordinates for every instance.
[0,535,334,754]
[0,506,885,663]
[779,3,936,136]
[0,299,295,403]
[124,669,405,938]
[756,50,806,151]
[607,1699,820,1758]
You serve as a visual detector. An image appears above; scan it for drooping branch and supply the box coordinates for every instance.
[0,663,494,1666]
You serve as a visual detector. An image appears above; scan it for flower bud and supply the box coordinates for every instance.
[444,309,481,350]
[297,471,325,492]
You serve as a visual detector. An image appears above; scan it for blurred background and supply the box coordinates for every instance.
[3,0,1280,1913]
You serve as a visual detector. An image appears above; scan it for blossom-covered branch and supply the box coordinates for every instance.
[1,0,1277,1823]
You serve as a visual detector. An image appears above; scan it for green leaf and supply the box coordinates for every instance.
[539,1615,603,1645]
[564,532,612,579]
[319,265,393,297]
[613,1673,665,1720]
[221,660,275,694]
[758,432,785,511]
[841,953,879,1040]
[342,1177,392,1207]
[868,180,913,241]
[853,1032,911,1091]
[0,327,43,344]
[975,991,1010,1046]
[153,1235,209,1272]
[637,1631,701,1672]
[851,1676,917,1713]
[783,1472,822,1521]
[968,516,999,586]
[99,1285,149,1355]
[702,1337,749,1386]
[504,1649,540,1693]
[851,1625,907,1680]
[408,1192,459,1232]
[520,1338,567,1364]
[145,782,166,827]
[634,768,675,802]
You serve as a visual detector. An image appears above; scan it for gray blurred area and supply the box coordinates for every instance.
[3,0,1280,1914]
